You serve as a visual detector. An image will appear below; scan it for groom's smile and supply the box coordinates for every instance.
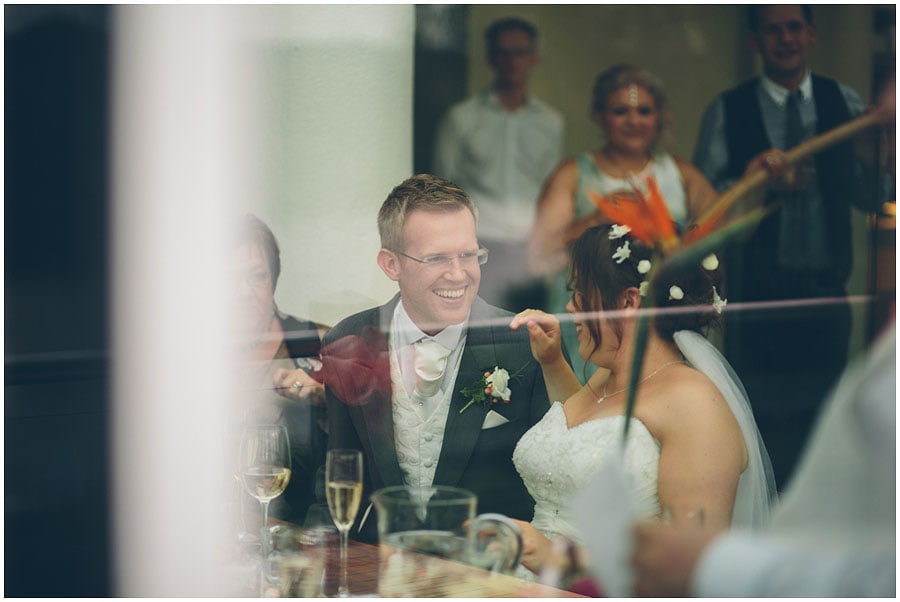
[380,207,481,335]
[435,287,466,299]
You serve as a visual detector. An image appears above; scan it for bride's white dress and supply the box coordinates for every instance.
[513,330,775,550]
[513,404,661,543]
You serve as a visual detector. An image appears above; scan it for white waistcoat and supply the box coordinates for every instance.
[389,348,463,488]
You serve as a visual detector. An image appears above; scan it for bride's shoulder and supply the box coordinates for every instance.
[668,364,720,398]
[639,366,736,434]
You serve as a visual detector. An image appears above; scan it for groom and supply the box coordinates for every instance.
[324,174,551,543]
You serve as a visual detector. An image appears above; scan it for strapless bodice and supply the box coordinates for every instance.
[513,402,661,543]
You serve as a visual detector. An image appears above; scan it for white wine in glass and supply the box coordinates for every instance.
[239,425,292,539]
[325,449,363,598]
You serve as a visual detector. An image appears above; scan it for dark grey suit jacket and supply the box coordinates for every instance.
[325,295,551,542]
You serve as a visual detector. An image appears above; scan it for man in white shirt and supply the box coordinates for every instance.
[324,174,552,543]
[433,17,563,312]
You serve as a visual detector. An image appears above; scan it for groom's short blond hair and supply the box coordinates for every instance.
[377,174,478,252]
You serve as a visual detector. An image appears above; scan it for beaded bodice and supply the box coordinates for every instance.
[512,402,661,543]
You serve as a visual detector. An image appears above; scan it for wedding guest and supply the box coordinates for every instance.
[324,174,552,543]
[233,213,328,524]
[529,64,716,383]
[434,17,563,312]
[692,5,885,488]
[508,224,774,575]
[631,321,895,597]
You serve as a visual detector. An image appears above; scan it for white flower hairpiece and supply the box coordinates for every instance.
[608,224,631,239]
[702,254,719,271]
[712,286,727,314]
[612,241,631,264]
[637,259,652,274]
[606,224,723,313]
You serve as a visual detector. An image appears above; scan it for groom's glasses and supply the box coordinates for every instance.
[396,247,489,269]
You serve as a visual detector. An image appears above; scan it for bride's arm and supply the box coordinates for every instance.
[649,375,747,529]
[510,309,581,402]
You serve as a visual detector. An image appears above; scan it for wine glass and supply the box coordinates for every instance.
[239,424,292,543]
[325,449,363,598]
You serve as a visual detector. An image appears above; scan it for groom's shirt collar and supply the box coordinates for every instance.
[393,301,466,351]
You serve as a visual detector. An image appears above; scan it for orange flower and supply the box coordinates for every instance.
[588,176,679,253]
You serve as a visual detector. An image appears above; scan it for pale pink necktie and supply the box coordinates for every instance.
[413,339,450,398]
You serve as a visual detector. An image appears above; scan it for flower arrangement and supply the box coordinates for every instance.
[459,365,522,414]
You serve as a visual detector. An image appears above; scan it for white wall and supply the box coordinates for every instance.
[250,5,415,328]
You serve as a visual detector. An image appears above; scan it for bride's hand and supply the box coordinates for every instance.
[510,309,563,366]
[509,519,556,574]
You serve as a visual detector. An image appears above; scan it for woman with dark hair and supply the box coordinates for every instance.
[233,213,329,525]
[529,64,718,382]
[509,224,773,575]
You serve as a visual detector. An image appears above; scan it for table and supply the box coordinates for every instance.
[317,538,585,598]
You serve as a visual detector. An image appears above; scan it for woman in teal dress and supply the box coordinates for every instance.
[528,64,717,383]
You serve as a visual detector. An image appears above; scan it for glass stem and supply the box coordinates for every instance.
[260,500,270,556]
[261,500,270,529]
[338,529,350,597]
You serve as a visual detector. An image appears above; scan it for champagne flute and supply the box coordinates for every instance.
[239,424,292,544]
[325,449,363,598]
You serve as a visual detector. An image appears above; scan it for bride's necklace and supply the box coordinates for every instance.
[597,360,685,404]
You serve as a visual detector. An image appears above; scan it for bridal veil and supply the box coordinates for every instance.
[674,329,777,527]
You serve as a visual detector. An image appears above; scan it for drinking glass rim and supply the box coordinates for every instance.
[327,448,363,458]
[371,485,476,507]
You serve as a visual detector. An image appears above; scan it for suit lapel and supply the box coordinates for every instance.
[433,300,500,487]
[357,297,404,488]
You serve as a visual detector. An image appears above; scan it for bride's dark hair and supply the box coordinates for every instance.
[567,224,723,353]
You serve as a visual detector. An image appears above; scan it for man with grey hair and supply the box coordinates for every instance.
[324,174,552,543]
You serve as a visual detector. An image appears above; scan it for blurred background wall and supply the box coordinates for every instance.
[5,4,894,596]
[256,5,414,328]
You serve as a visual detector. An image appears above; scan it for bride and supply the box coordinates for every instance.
[508,223,775,574]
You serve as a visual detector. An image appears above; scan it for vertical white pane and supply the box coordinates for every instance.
[110,6,255,595]
[110,4,414,595]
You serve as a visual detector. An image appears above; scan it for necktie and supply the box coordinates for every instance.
[412,339,450,399]
[779,89,813,265]
[784,90,803,148]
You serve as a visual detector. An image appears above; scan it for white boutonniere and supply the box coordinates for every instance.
[459,365,523,414]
